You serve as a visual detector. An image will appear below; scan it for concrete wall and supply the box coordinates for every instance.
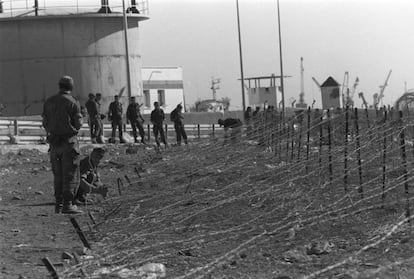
[247,86,282,109]
[0,14,147,116]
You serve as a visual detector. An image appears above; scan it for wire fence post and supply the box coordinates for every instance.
[381,110,388,205]
[343,106,349,192]
[399,110,411,224]
[327,109,333,184]
[318,114,323,168]
[354,108,363,198]
[297,111,303,163]
[286,120,290,162]
[305,107,311,174]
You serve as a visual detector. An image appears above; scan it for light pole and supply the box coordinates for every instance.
[122,0,132,99]
[236,0,246,118]
[277,0,285,120]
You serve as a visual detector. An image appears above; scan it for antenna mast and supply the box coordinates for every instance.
[211,77,221,100]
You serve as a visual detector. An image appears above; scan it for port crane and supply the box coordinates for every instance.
[296,57,307,108]
[210,77,221,100]
[373,70,392,109]
[358,92,368,109]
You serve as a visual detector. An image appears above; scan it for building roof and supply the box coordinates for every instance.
[321,76,340,87]
[238,75,291,81]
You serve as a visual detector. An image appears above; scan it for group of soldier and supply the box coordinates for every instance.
[42,76,190,214]
[84,93,189,147]
[42,75,276,215]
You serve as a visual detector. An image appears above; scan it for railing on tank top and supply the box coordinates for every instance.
[0,0,149,17]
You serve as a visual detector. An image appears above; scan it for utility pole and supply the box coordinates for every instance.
[277,0,285,120]
[236,0,246,116]
[122,0,132,99]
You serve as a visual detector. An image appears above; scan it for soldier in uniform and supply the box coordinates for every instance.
[150,101,167,148]
[170,103,188,146]
[42,76,83,214]
[218,118,243,144]
[73,147,108,205]
[108,95,125,143]
[85,93,100,143]
[126,96,146,144]
[95,93,105,144]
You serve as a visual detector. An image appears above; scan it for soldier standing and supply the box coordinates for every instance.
[170,104,188,145]
[95,93,105,144]
[127,96,146,143]
[108,95,125,143]
[85,93,100,143]
[42,76,83,214]
[150,101,167,148]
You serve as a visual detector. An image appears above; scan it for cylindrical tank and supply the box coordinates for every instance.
[0,13,148,116]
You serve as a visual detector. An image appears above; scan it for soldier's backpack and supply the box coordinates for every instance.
[170,108,178,122]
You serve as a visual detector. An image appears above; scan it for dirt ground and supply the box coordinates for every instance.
[1,140,414,279]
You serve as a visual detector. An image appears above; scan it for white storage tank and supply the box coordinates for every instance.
[0,1,149,116]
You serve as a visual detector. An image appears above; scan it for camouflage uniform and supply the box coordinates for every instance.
[150,105,167,146]
[171,104,187,145]
[108,99,124,142]
[127,101,146,143]
[42,76,83,213]
[85,96,101,143]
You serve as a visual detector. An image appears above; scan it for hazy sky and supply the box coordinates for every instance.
[6,0,413,109]
[140,0,414,109]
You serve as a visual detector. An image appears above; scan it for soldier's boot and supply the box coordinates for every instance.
[97,136,105,144]
[55,198,63,214]
[62,201,83,214]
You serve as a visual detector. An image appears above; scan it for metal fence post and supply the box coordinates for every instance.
[14,119,18,136]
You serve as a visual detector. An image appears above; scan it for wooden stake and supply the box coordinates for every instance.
[297,111,304,163]
[290,121,295,161]
[354,108,363,198]
[117,177,123,196]
[319,114,323,168]
[327,109,333,184]
[344,106,349,192]
[41,257,59,279]
[399,111,411,223]
[305,107,311,174]
[70,217,91,249]
[382,110,388,205]
[124,175,132,186]
[88,210,96,225]
[286,121,290,161]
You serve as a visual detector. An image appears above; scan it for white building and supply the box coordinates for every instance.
[141,67,185,113]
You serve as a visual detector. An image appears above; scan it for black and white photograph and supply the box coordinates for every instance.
[1,0,414,278]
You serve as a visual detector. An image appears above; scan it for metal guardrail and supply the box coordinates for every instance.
[0,119,225,144]
[0,0,149,17]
